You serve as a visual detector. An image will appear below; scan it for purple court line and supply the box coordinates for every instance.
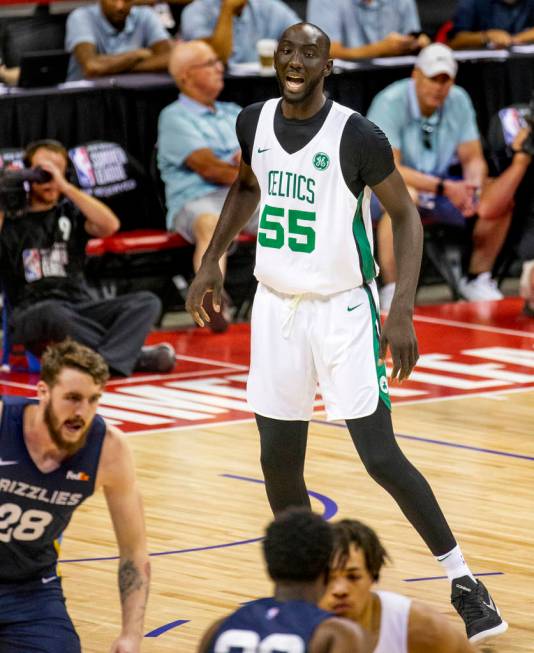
[59,475,338,564]
[310,419,534,462]
[404,571,504,583]
[145,620,189,637]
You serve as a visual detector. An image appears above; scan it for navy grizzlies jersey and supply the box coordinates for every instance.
[208,597,333,652]
[0,396,106,583]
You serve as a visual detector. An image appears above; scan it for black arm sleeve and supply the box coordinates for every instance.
[236,102,265,166]
[340,113,395,198]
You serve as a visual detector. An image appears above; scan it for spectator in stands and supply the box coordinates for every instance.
[65,0,173,81]
[367,43,511,309]
[482,123,534,315]
[158,40,257,332]
[307,0,430,60]
[0,139,176,375]
[448,0,534,50]
[180,0,300,65]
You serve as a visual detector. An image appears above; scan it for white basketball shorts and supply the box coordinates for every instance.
[247,281,390,422]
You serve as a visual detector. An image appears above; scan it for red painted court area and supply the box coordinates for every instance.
[1,297,533,433]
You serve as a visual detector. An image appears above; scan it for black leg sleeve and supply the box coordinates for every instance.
[346,400,456,556]
[255,414,311,516]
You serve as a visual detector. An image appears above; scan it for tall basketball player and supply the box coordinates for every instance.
[0,339,149,652]
[186,22,507,644]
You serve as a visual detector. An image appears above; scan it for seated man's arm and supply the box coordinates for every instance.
[512,26,534,44]
[186,148,239,185]
[99,426,150,652]
[73,42,152,78]
[447,0,512,48]
[408,600,476,652]
[181,0,242,64]
[130,38,172,72]
[457,138,487,193]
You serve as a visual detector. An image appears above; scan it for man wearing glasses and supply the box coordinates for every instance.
[158,41,258,331]
[367,43,510,309]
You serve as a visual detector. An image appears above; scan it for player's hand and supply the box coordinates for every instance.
[186,259,224,327]
[379,309,419,382]
[486,29,513,48]
[110,633,141,653]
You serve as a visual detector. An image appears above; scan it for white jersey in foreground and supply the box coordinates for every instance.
[374,590,411,653]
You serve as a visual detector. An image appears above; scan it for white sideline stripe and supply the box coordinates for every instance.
[107,367,246,386]
[174,354,249,370]
[413,314,534,339]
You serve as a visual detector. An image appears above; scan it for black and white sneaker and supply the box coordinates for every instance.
[451,575,508,643]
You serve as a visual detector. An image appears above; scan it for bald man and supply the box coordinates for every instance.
[157,40,257,332]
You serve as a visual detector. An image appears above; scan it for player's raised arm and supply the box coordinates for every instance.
[186,157,260,326]
[98,427,150,653]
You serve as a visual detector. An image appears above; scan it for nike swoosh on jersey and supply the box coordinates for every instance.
[41,575,58,584]
[347,303,363,312]
[257,147,270,153]
[0,459,18,466]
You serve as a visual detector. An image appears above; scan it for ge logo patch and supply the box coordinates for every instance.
[312,152,330,170]
[379,376,389,394]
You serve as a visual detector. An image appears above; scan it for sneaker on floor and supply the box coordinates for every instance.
[451,575,508,643]
[135,343,176,373]
[379,282,396,313]
[458,272,504,301]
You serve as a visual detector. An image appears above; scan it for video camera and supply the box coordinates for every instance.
[0,166,52,219]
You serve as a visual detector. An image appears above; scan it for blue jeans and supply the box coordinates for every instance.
[0,578,80,652]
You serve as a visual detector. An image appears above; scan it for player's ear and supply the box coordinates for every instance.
[323,58,333,78]
[36,380,50,401]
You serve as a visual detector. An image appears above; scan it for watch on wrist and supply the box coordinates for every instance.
[436,179,445,196]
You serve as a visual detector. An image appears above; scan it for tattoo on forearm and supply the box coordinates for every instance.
[118,559,143,603]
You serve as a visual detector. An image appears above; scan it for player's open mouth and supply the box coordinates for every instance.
[64,420,84,432]
[285,74,305,92]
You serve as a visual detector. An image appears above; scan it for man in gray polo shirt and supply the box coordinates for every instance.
[368,44,511,308]
[66,0,172,81]
[158,40,257,331]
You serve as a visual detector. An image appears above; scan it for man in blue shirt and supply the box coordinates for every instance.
[367,43,511,307]
[66,0,172,81]
[449,0,534,50]
[307,0,430,60]
[180,0,299,64]
[158,40,257,331]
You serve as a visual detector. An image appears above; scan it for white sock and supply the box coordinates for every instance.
[436,544,476,583]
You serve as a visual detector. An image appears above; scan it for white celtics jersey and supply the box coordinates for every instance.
[251,98,378,296]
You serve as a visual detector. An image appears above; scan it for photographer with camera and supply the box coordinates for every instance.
[0,139,176,374]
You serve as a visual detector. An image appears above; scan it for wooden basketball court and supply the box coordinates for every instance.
[2,296,533,652]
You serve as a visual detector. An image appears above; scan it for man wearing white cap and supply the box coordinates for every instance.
[368,43,511,308]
